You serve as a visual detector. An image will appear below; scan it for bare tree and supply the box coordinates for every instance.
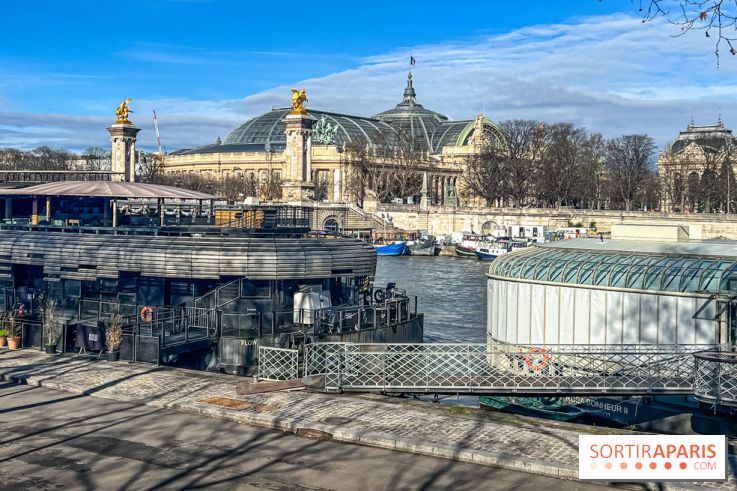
[462,142,508,207]
[137,153,168,184]
[81,147,111,171]
[605,134,656,211]
[642,0,737,60]
[344,128,432,204]
[575,133,608,210]
[536,123,589,208]
[499,119,545,207]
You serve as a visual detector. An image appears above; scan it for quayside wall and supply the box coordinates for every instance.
[370,204,737,239]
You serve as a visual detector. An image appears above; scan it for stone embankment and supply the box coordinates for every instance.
[371,203,737,240]
[0,349,734,490]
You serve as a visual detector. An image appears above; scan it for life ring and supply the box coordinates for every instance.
[373,289,386,303]
[140,306,154,322]
[523,347,550,371]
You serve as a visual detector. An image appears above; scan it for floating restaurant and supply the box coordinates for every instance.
[0,180,422,372]
[484,224,737,429]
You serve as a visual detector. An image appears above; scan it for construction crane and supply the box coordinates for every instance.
[152,109,164,155]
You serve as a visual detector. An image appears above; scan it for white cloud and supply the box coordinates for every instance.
[2,13,736,152]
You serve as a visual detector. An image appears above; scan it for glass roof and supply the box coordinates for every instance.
[224,108,395,149]
[488,245,737,295]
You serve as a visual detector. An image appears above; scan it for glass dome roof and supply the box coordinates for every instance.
[489,245,737,295]
[373,73,449,150]
[223,108,395,149]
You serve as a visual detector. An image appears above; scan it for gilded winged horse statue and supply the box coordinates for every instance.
[290,89,308,114]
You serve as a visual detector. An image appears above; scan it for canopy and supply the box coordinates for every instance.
[0,181,214,200]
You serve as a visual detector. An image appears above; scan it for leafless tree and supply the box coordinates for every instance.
[576,133,609,210]
[641,0,737,60]
[81,146,111,171]
[462,142,508,207]
[499,119,545,207]
[604,134,656,211]
[344,128,433,204]
[136,153,167,184]
[536,123,589,208]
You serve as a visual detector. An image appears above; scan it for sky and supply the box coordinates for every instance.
[1,0,736,152]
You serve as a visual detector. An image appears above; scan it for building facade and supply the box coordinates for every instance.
[164,73,504,209]
[658,120,737,213]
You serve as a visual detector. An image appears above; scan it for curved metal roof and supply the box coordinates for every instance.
[0,231,376,281]
[373,73,449,150]
[0,181,214,199]
[222,108,395,149]
[431,119,506,152]
[669,121,737,155]
[488,242,737,295]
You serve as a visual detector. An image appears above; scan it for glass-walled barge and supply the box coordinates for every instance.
[0,202,422,374]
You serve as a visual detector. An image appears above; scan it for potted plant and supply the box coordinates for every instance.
[6,312,20,349]
[105,307,123,361]
[0,327,6,348]
[42,299,60,355]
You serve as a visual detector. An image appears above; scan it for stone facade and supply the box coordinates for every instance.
[374,203,737,240]
[163,74,498,207]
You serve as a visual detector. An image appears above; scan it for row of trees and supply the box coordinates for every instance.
[463,120,660,211]
[0,147,111,171]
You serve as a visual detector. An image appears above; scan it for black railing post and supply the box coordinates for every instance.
[216,309,223,338]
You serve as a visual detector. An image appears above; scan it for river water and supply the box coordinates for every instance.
[374,256,489,343]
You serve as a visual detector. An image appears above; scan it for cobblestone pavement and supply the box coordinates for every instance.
[0,349,734,490]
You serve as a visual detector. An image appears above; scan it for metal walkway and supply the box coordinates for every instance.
[270,342,728,397]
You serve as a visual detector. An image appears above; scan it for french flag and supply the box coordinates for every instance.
[410,56,416,66]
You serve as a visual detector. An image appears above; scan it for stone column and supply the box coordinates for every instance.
[333,169,341,202]
[282,112,316,203]
[420,171,430,210]
[107,122,141,182]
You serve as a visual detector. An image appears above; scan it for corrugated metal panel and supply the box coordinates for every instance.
[0,231,376,281]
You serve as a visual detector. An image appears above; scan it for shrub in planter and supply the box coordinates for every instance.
[0,328,7,348]
[6,313,19,349]
[42,299,61,355]
[105,307,123,362]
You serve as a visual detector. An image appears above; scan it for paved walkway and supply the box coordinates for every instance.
[0,348,734,490]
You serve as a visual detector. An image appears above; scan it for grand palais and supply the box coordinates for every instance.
[164,73,504,206]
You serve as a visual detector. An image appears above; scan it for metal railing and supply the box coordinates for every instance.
[303,342,718,395]
[693,350,737,407]
[257,345,299,381]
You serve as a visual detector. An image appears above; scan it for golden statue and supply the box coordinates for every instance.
[115,98,133,124]
[290,89,308,114]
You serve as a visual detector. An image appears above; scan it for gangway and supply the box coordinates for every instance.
[273,342,729,397]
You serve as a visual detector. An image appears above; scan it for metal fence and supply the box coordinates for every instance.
[257,345,299,381]
[693,350,737,407]
[304,342,718,396]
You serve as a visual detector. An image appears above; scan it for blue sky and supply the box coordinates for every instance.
[1,1,734,151]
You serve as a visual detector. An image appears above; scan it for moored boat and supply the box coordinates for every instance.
[375,242,408,256]
[474,246,506,260]
[455,244,477,257]
[480,396,586,422]
[409,236,439,256]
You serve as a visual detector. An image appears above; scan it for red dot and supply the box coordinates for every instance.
[635,462,643,469]
[680,462,687,470]
[605,462,613,469]
[665,462,672,470]
[620,462,628,469]
[650,462,657,469]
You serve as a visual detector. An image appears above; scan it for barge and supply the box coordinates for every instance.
[0,181,423,374]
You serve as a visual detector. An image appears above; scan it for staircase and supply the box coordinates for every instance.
[346,205,398,231]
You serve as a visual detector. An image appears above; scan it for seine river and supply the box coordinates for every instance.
[374,256,489,343]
